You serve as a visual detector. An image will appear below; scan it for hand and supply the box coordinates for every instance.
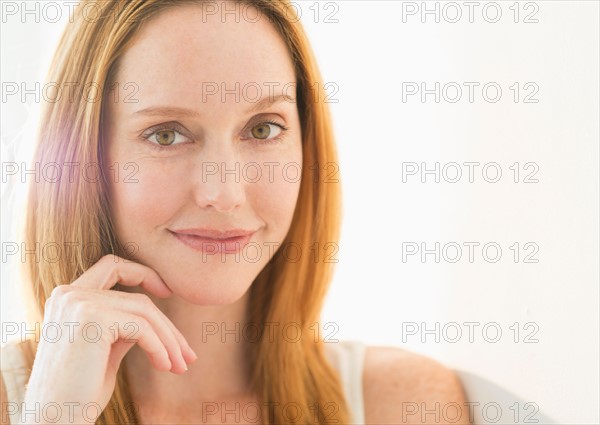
[21,254,197,424]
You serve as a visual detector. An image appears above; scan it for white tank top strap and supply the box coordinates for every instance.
[1,339,32,424]
[323,339,367,424]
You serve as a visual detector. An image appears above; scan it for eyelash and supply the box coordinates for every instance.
[140,120,289,151]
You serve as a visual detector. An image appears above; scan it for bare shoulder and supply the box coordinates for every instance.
[363,345,471,425]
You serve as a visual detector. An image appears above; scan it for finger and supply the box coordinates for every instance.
[128,292,197,363]
[71,254,172,298]
[85,289,194,372]
[107,339,136,376]
[107,310,173,373]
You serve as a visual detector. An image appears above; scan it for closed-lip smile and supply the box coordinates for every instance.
[168,228,257,254]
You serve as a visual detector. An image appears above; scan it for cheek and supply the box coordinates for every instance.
[251,163,302,233]
[109,161,189,239]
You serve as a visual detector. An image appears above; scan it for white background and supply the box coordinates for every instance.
[1,1,598,424]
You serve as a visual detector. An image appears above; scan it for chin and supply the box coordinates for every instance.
[188,288,250,306]
[165,274,254,306]
[178,288,251,306]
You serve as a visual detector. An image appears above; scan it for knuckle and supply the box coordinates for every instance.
[72,300,96,320]
[50,284,71,298]
[61,289,84,305]
[44,285,71,317]
[136,317,151,334]
[101,253,116,263]
[102,253,125,265]
[134,292,152,307]
[46,285,73,312]
[100,253,121,270]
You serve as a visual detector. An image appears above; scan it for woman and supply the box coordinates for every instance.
[0,1,469,424]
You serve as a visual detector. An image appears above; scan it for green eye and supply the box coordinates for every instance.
[251,123,272,140]
[155,130,176,145]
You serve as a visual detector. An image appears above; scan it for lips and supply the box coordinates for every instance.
[169,228,257,254]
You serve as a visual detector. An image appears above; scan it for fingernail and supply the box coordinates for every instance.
[187,346,198,361]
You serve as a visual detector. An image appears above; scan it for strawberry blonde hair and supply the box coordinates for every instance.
[22,0,348,423]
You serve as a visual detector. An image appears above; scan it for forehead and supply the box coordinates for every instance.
[112,3,296,108]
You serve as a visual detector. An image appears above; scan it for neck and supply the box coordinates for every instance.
[120,285,254,406]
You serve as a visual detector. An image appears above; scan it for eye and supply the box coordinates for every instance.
[248,121,288,142]
[155,130,176,145]
[149,129,189,146]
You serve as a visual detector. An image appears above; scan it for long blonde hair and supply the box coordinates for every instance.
[22,1,348,423]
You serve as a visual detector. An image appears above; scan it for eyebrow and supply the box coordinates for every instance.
[132,93,296,117]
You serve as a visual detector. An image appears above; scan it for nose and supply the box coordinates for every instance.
[192,144,246,212]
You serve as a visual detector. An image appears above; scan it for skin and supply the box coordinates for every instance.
[0,3,470,425]
[102,3,302,422]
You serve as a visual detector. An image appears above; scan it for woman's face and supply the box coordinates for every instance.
[103,3,302,304]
